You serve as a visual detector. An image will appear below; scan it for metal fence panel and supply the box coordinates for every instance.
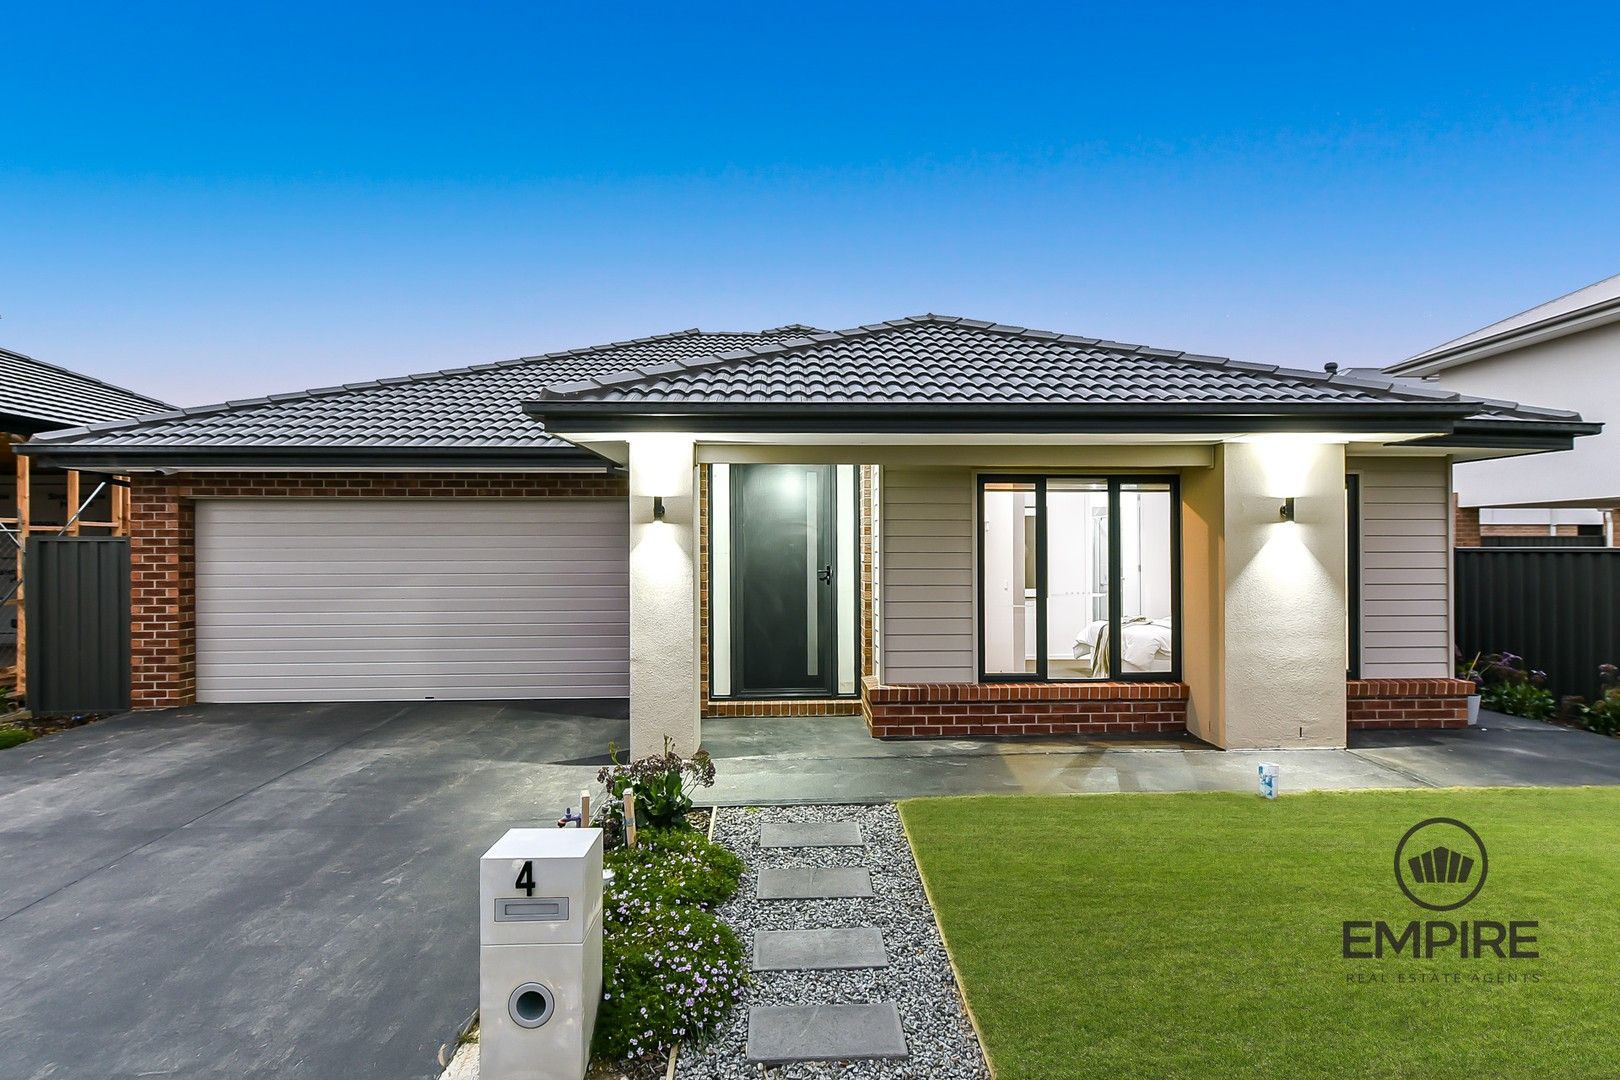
[1455,548,1620,702]
[24,537,130,714]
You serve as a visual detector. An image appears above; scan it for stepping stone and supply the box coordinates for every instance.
[746,1002,908,1064]
[756,866,873,900]
[752,927,888,972]
[760,821,864,848]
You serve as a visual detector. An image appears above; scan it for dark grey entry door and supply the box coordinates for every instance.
[731,464,837,697]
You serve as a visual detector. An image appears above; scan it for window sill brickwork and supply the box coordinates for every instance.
[861,676,1189,738]
[1347,678,1473,730]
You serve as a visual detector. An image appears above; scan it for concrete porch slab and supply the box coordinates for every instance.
[697,711,1620,804]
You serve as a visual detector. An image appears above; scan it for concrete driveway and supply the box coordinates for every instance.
[6,702,1618,1079]
[0,700,624,1080]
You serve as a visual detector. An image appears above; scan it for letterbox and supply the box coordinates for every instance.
[479,828,603,1080]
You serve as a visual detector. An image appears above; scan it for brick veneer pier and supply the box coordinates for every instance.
[1346,678,1473,730]
[861,676,1190,738]
[129,470,627,709]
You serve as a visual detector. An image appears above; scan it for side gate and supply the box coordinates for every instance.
[24,536,131,714]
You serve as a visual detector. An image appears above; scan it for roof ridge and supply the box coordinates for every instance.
[531,313,1582,421]
[535,317,944,400]
[28,326,773,444]
[0,345,174,411]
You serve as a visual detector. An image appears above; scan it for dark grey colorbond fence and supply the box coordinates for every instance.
[1455,547,1620,702]
[25,536,130,714]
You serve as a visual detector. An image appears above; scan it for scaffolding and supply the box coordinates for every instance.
[1,435,130,698]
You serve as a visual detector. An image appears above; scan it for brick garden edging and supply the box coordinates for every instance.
[861,676,1189,738]
[1346,678,1473,730]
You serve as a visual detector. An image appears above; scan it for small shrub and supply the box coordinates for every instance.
[593,905,746,1061]
[1476,651,1555,720]
[0,726,34,751]
[603,829,744,919]
[1578,664,1620,736]
[595,737,717,841]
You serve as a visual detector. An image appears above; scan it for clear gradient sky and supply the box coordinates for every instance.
[4,2,1619,407]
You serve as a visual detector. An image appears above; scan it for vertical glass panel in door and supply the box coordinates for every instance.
[1118,483,1174,673]
[981,482,1037,676]
[731,464,837,696]
[1046,479,1110,679]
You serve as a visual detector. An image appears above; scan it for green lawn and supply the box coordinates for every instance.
[901,788,1620,1079]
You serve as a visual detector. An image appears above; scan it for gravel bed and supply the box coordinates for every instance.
[676,804,989,1080]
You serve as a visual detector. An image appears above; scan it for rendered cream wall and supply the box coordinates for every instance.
[627,434,701,757]
[1215,440,1349,748]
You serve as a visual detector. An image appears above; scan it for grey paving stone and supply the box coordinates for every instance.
[759,821,865,848]
[752,927,889,972]
[746,1002,908,1063]
[755,866,874,899]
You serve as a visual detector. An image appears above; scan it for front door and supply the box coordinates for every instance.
[731,464,837,697]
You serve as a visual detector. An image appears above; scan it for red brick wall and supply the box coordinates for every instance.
[1346,678,1472,730]
[128,471,627,708]
[1453,496,1481,547]
[862,676,1189,738]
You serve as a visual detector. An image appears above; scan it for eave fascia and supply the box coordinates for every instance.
[13,443,618,473]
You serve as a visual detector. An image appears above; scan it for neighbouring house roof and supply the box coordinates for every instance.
[22,327,819,469]
[529,315,1596,449]
[1387,271,1620,376]
[0,346,171,434]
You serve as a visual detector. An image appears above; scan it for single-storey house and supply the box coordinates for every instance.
[23,316,1598,754]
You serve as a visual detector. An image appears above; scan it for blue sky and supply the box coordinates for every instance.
[4,2,1619,407]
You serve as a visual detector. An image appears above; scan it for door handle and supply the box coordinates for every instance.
[817,564,833,584]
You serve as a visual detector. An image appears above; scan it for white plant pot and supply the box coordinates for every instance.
[1467,694,1481,726]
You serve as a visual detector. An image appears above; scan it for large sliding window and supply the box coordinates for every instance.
[979,475,1180,681]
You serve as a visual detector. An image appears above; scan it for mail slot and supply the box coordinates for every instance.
[479,829,602,1080]
[495,897,569,922]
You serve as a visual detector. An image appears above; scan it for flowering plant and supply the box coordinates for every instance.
[595,737,716,840]
[1477,651,1554,720]
[594,905,745,1061]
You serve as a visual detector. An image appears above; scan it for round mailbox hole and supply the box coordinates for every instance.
[508,982,555,1029]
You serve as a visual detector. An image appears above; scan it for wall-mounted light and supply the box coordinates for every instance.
[652,496,667,520]
[1278,496,1296,522]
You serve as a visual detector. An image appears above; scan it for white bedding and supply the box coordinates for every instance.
[1073,617,1173,672]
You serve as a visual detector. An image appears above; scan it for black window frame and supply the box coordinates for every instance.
[1346,472,1362,680]
[976,474,1182,683]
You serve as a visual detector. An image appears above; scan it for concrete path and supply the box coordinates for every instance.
[701,711,1620,804]
[0,699,626,1080]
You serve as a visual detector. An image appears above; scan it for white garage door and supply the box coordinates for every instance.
[195,499,629,702]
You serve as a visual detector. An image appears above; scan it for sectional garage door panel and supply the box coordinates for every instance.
[195,499,630,702]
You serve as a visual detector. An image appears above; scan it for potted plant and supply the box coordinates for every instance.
[1456,650,1484,726]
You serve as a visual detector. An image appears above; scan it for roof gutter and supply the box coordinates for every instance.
[525,399,1486,437]
[14,443,619,473]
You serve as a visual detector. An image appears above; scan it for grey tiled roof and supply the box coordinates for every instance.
[535,316,1582,421]
[31,328,814,452]
[0,347,171,430]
